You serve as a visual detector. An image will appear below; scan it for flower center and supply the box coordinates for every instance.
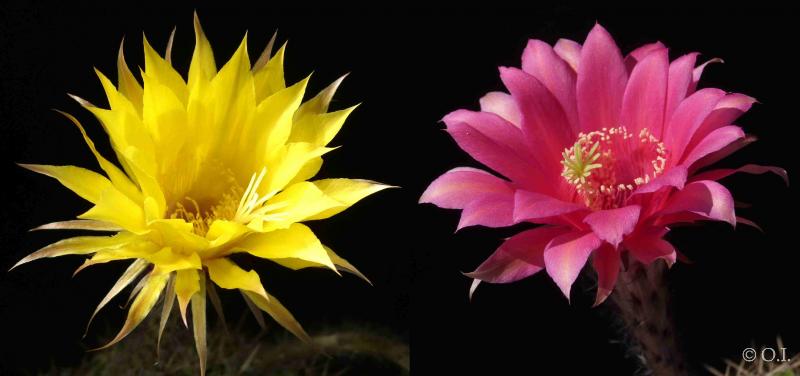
[169,167,287,236]
[560,126,667,210]
[170,187,242,236]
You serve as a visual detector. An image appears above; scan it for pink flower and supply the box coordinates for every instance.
[420,24,786,305]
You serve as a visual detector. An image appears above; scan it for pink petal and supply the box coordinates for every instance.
[458,195,515,230]
[624,227,676,266]
[659,180,736,225]
[664,52,699,132]
[499,67,573,173]
[544,231,602,301]
[521,39,579,133]
[445,109,532,160]
[577,24,628,133]
[465,226,570,283]
[691,135,757,172]
[479,92,522,127]
[514,189,586,223]
[736,216,762,232]
[553,38,581,72]
[583,205,641,248]
[420,167,513,209]
[682,125,745,167]
[690,164,788,186]
[685,93,756,153]
[689,57,724,94]
[663,88,726,161]
[591,243,620,306]
[444,113,543,189]
[623,41,666,72]
[620,48,668,135]
[632,165,688,196]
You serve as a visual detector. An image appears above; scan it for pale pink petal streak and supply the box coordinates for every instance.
[543,231,602,300]
[623,41,665,72]
[553,38,581,72]
[479,91,522,127]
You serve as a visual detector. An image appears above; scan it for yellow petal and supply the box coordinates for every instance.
[206,282,228,334]
[289,105,357,147]
[10,233,135,270]
[202,35,257,167]
[252,30,277,72]
[205,257,268,300]
[234,223,336,272]
[240,291,267,329]
[78,240,160,264]
[253,42,286,102]
[250,76,309,163]
[30,219,121,232]
[141,73,189,163]
[307,178,393,220]
[261,143,333,196]
[258,181,343,231]
[19,164,114,204]
[78,187,147,234]
[148,219,209,253]
[243,290,310,342]
[157,272,176,357]
[324,245,372,285]
[84,259,148,336]
[191,271,208,376]
[143,35,188,104]
[145,247,202,275]
[268,245,371,285]
[188,12,217,92]
[81,101,155,176]
[94,68,140,116]
[206,220,250,244]
[55,110,143,203]
[94,271,169,350]
[117,38,144,114]
[294,74,347,117]
[175,268,200,326]
[288,157,323,186]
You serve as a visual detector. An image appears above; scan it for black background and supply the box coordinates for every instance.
[1,3,798,375]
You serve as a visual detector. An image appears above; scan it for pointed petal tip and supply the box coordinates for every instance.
[593,287,612,307]
[468,279,481,301]
[67,93,94,108]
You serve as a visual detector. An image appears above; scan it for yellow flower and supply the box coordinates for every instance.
[13,14,389,374]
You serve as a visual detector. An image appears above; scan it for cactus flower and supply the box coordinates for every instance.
[421,23,786,305]
[12,14,389,375]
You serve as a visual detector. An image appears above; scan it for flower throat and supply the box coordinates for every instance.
[560,126,668,210]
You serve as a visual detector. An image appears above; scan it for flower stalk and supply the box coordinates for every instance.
[610,258,687,376]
